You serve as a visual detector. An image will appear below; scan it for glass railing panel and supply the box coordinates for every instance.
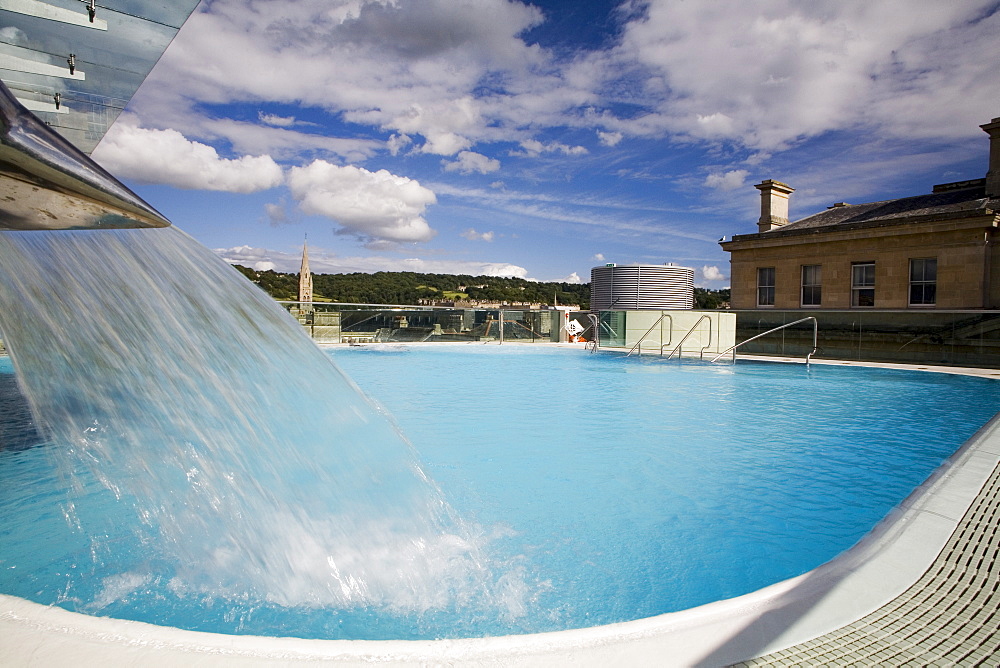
[275,303,566,344]
[1,0,200,153]
[731,310,1000,368]
[598,311,626,348]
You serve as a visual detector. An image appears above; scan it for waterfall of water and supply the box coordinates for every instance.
[0,227,519,635]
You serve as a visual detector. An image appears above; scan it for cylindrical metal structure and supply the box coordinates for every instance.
[0,79,170,231]
[590,263,694,310]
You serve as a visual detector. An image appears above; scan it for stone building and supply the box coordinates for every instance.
[721,118,1000,310]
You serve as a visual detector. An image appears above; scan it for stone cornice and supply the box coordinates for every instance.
[721,210,999,250]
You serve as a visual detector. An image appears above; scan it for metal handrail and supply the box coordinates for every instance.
[0,80,171,231]
[586,313,600,352]
[626,313,673,357]
[664,314,712,360]
[710,316,818,364]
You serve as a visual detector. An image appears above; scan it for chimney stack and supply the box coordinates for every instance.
[982,117,1000,198]
[755,180,795,233]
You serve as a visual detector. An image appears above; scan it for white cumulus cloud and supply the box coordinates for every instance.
[387,133,412,156]
[124,0,999,172]
[705,169,749,191]
[557,272,582,284]
[460,228,495,242]
[258,112,297,127]
[216,245,279,272]
[481,263,529,278]
[216,244,529,277]
[443,151,501,174]
[597,131,623,147]
[512,139,589,158]
[702,265,725,281]
[263,202,291,226]
[286,160,437,243]
[619,0,1000,149]
[93,122,284,193]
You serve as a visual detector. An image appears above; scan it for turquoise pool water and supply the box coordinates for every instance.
[326,345,1000,629]
[2,344,999,640]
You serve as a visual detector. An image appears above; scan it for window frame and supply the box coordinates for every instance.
[851,262,876,308]
[757,267,775,307]
[800,264,822,307]
[909,258,937,307]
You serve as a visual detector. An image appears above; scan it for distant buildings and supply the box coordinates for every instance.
[416,298,579,310]
[721,117,1000,310]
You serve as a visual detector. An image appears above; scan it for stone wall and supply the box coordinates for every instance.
[727,216,997,310]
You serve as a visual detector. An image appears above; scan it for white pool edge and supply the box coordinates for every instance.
[3,361,999,667]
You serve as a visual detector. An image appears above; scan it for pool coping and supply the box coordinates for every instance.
[2,355,999,666]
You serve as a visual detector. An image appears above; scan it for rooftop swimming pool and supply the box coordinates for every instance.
[2,85,996,661]
[2,340,998,641]
[328,345,1000,629]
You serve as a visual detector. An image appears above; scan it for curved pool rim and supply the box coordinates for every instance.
[3,355,999,666]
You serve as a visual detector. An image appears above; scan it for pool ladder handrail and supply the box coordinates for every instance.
[710,316,818,365]
[585,313,600,352]
[626,313,673,357]
[664,314,713,360]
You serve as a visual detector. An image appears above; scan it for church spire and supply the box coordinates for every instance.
[298,237,313,304]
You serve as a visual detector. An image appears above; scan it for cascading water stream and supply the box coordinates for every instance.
[0,226,524,636]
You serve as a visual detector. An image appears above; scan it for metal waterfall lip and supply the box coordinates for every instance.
[0,79,170,231]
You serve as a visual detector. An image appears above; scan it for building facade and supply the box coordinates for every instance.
[721,118,1000,310]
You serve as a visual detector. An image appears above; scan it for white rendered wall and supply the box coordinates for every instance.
[619,310,736,358]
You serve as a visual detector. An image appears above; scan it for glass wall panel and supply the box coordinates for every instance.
[278,303,562,343]
[598,311,626,348]
[1,0,200,153]
[732,310,1000,368]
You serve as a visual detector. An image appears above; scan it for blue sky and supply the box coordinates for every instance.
[91,0,1000,287]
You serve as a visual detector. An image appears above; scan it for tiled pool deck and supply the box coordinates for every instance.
[736,463,1000,666]
[2,354,999,666]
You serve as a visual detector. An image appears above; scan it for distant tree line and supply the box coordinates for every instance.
[231,266,593,309]
[694,287,731,309]
[231,266,730,311]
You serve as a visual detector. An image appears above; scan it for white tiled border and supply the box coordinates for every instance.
[3,356,998,667]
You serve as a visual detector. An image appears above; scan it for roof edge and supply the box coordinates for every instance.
[722,207,998,247]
